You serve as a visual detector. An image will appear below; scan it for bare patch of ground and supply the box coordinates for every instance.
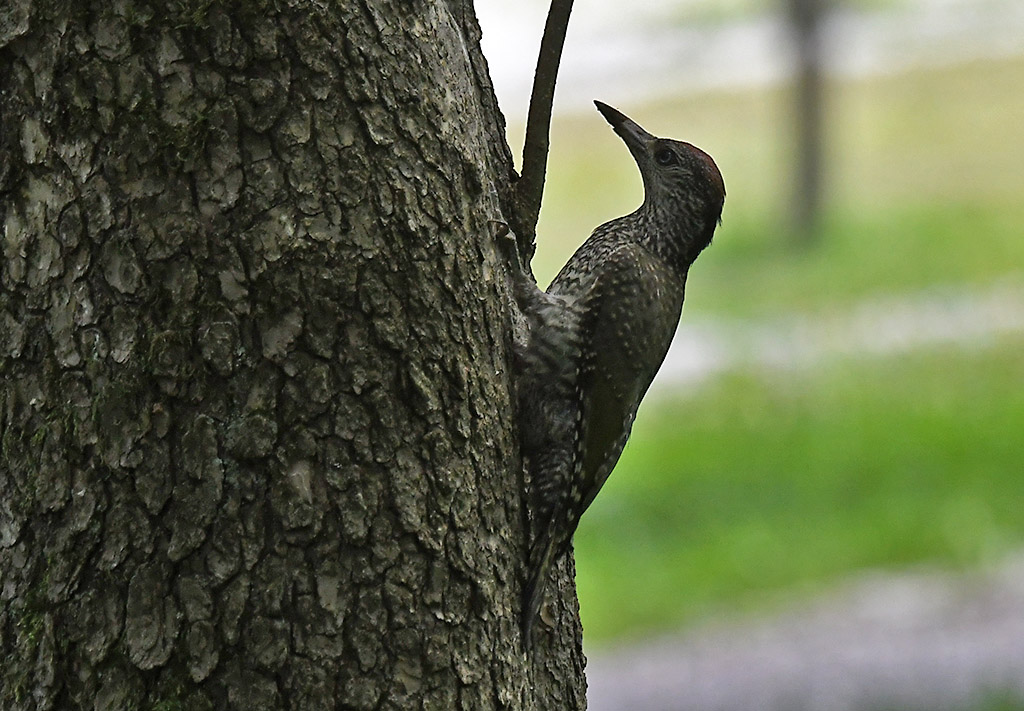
[587,554,1024,711]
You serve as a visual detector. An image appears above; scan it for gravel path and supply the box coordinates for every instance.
[654,278,1024,389]
[587,555,1024,711]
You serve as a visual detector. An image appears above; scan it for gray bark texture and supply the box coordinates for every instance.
[0,1,586,709]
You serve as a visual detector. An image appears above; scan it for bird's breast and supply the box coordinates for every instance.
[590,263,684,405]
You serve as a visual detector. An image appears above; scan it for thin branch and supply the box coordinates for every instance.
[514,0,574,248]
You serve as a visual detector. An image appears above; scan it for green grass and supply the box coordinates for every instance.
[685,200,1024,317]
[574,337,1024,644]
[946,693,1024,711]
[877,690,1024,711]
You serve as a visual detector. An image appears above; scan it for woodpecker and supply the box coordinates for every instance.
[514,101,725,645]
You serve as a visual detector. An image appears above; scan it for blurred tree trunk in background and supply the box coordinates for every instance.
[0,1,585,709]
[788,0,826,244]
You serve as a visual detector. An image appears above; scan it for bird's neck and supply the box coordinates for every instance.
[631,201,696,276]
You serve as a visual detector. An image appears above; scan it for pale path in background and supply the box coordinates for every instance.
[587,553,1024,711]
[655,277,1024,391]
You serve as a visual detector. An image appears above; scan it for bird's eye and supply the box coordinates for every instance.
[654,148,678,166]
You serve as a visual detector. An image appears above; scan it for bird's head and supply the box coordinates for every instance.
[595,101,725,266]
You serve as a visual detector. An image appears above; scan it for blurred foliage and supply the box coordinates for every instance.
[663,0,914,26]
[531,56,1024,309]
[518,56,1024,645]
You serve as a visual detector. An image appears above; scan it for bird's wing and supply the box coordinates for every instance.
[569,242,662,528]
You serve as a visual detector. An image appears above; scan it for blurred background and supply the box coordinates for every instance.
[476,0,1024,708]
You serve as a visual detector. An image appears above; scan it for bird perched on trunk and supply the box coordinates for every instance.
[513,101,726,646]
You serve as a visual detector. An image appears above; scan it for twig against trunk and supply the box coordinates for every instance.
[514,0,574,258]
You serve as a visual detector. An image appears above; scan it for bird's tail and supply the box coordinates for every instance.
[522,529,559,649]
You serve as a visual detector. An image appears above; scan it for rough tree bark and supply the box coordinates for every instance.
[0,1,586,709]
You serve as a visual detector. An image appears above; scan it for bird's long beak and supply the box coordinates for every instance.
[594,101,655,152]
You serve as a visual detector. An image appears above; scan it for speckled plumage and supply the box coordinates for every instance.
[516,102,726,645]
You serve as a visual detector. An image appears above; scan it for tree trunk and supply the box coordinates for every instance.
[0,1,586,708]
[788,0,826,244]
